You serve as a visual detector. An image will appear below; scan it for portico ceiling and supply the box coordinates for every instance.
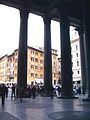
[1,0,83,26]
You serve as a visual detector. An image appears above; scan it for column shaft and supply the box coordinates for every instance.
[77,27,87,94]
[83,0,90,97]
[60,13,74,98]
[17,10,29,89]
[43,17,52,96]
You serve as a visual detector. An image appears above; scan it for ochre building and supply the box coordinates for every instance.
[0,47,59,85]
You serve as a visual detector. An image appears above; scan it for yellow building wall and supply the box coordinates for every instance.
[0,47,60,85]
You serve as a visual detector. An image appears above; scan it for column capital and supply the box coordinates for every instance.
[43,16,51,24]
[19,9,29,20]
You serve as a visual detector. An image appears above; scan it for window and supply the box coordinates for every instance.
[77,61,79,66]
[31,57,34,61]
[40,74,43,77]
[35,58,38,62]
[31,65,34,69]
[40,60,43,63]
[31,50,34,54]
[76,45,78,50]
[35,51,38,55]
[77,71,79,74]
[31,73,34,77]
[40,53,43,57]
[54,80,56,85]
[35,73,38,77]
[35,66,38,70]
[31,81,34,85]
[54,73,56,77]
[40,67,43,70]
[76,53,78,57]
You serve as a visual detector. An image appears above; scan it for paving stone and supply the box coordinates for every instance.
[48,111,90,120]
[0,112,19,120]
[0,95,90,120]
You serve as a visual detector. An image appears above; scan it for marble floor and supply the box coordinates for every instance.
[0,95,90,120]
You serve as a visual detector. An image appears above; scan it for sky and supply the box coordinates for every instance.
[0,5,60,57]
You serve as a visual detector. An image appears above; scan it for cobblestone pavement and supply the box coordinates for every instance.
[0,95,90,120]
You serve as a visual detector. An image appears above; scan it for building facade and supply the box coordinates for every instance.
[70,26,82,85]
[0,47,59,85]
[0,55,8,82]
[58,27,82,85]
[71,39,82,84]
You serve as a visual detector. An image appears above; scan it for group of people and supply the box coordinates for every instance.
[11,84,37,100]
[0,83,38,106]
[0,84,25,106]
[26,85,37,98]
[0,82,83,106]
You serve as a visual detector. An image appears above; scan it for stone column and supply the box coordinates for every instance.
[17,9,29,89]
[82,0,90,98]
[76,27,87,95]
[43,17,52,97]
[60,11,74,98]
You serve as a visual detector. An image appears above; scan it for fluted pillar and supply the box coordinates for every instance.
[43,17,52,96]
[76,27,87,95]
[83,0,90,98]
[17,10,29,89]
[60,10,74,98]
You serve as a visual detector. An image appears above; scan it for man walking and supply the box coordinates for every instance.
[1,84,6,106]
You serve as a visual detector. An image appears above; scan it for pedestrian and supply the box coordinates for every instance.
[1,84,6,106]
[11,84,16,100]
[32,85,36,99]
[27,85,31,98]
[57,86,61,96]
[5,85,8,98]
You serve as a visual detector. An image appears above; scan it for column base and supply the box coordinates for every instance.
[60,92,78,99]
[82,97,90,102]
[59,95,78,99]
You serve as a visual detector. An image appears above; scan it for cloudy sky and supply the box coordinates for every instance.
[0,4,60,57]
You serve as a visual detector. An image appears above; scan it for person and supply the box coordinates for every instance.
[77,85,81,95]
[32,85,36,99]
[27,85,31,98]
[55,85,61,98]
[57,86,61,96]
[11,84,16,100]
[1,84,6,106]
[5,85,8,98]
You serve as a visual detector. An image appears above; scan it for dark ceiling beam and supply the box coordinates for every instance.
[43,0,60,19]
[69,17,82,27]
[1,0,32,11]
[47,0,59,11]
[1,0,21,9]
[1,0,83,25]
